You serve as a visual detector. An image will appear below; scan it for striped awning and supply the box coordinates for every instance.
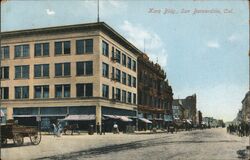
[103,115,132,122]
[139,118,152,124]
[63,115,96,121]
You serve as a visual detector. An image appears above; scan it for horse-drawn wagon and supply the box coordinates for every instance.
[1,120,41,146]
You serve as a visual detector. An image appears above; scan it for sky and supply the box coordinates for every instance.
[1,0,249,122]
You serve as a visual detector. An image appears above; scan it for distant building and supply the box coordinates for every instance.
[175,94,197,124]
[241,91,250,123]
[172,100,184,120]
[196,110,202,126]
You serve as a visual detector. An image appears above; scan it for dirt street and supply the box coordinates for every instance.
[1,128,248,160]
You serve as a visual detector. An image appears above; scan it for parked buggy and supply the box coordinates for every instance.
[1,120,41,146]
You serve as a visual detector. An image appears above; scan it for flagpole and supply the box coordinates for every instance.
[97,0,99,22]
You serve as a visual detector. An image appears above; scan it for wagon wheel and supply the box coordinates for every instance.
[29,131,41,145]
[13,134,24,146]
[65,129,71,135]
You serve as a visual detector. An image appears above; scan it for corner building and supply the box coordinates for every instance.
[0,22,139,130]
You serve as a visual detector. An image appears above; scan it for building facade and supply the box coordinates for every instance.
[0,22,140,131]
[175,94,197,124]
[137,53,173,129]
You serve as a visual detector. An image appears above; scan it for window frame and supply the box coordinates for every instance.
[15,86,29,99]
[14,44,30,58]
[55,41,71,55]
[1,46,10,60]
[15,65,29,79]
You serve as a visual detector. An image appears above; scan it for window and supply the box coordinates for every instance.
[128,92,132,103]
[0,67,9,79]
[102,41,109,57]
[127,57,132,69]
[86,39,93,53]
[55,63,71,77]
[122,72,126,85]
[1,87,9,99]
[34,64,49,78]
[15,44,29,58]
[122,90,126,103]
[133,77,136,88]
[34,85,49,99]
[76,83,93,97]
[133,93,136,104]
[132,60,136,71]
[15,65,29,79]
[122,53,126,66]
[112,67,115,79]
[15,86,29,99]
[76,39,93,54]
[128,74,132,86]
[55,41,70,55]
[115,88,121,101]
[102,63,109,78]
[35,43,49,56]
[0,46,9,59]
[76,61,93,76]
[112,87,115,99]
[55,84,70,98]
[116,69,121,82]
[102,84,109,98]
[116,49,121,63]
[112,47,115,59]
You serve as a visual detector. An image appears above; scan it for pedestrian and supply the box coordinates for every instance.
[57,122,63,137]
[88,124,94,135]
[113,122,119,134]
[52,123,57,137]
[101,122,105,135]
[96,122,100,135]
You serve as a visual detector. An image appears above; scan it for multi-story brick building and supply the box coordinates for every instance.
[0,22,140,131]
[137,53,173,129]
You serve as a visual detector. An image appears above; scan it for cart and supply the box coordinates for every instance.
[1,122,41,146]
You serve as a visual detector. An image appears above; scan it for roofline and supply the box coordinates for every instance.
[1,22,143,56]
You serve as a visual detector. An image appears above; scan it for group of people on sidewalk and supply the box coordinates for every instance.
[90,122,119,135]
[227,123,249,137]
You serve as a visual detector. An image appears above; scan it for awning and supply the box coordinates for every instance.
[103,115,132,122]
[63,115,96,121]
[119,116,133,122]
[103,115,120,119]
[139,118,152,124]
[186,119,192,124]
